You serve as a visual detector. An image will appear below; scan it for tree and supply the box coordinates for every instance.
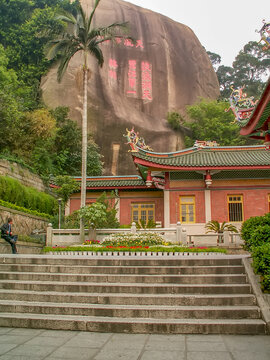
[52,175,80,205]
[207,51,221,71]
[232,41,270,98]
[183,99,251,147]
[45,0,130,240]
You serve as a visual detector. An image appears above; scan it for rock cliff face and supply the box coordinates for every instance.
[41,0,219,175]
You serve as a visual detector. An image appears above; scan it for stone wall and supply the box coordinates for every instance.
[0,159,46,192]
[0,206,49,236]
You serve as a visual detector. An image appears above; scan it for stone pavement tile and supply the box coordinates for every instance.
[46,346,98,360]
[187,334,223,342]
[187,352,232,360]
[67,332,112,348]
[148,334,186,342]
[0,328,13,335]
[4,344,56,358]
[0,335,36,345]
[24,335,70,347]
[0,344,17,356]
[37,330,77,339]
[145,336,185,351]
[101,334,146,350]
[187,341,227,352]
[93,349,141,360]
[0,355,44,360]
[224,335,270,352]
[140,350,185,360]
[8,328,44,336]
[231,352,270,360]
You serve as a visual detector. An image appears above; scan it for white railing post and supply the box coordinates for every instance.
[181,227,187,245]
[46,223,53,247]
[223,230,230,246]
[131,222,137,234]
[176,221,182,243]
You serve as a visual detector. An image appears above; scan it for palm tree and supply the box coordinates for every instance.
[205,220,238,244]
[45,0,129,240]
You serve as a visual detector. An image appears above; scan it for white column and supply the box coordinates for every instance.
[164,190,170,227]
[65,198,70,216]
[204,189,211,223]
[115,197,120,222]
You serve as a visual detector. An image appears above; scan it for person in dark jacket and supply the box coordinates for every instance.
[1,218,18,254]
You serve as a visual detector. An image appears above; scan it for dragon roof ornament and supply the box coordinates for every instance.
[225,86,258,124]
[124,128,153,152]
[256,19,270,51]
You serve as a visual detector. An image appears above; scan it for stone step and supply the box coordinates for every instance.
[0,271,248,284]
[0,264,246,274]
[0,300,261,319]
[0,280,252,294]
[0,289,256,306]
[0,313,266,334]
[0,255,243,267]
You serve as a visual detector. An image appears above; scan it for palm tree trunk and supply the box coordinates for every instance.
[80,58,88,242]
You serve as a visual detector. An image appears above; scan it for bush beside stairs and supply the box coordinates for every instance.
[0,254,267,334]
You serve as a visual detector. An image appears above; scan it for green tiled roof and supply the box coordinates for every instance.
[133,145,270,168]
[84,176,145,188]
[51,175,146,188]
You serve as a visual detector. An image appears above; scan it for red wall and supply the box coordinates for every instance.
[169,190,205,224]
[119,197,164,226]
[211,188,269,222]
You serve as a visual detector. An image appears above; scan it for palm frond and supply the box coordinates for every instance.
[55,10,77,25]
[57,45,82,82]
[88,0,102,30]
[88,44,104,67]
[45,37,77,60]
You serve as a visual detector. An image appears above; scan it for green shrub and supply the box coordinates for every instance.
[249,225,270,249]
[251,243,270,292]
[0,175,56,215]
[241,213,270,250]
[0,199,52,219]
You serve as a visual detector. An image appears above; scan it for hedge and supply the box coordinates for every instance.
[241,213,270,292]
[0,175,56,215]
[251,243,270,293]
[0,199,52,219]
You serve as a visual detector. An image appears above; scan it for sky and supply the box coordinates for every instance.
[125,0,270,67]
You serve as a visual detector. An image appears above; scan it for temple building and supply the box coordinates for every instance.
[67,80,270,233]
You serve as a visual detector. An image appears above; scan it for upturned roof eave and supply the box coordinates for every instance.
[133,157,270,171]
[240,79,270,136]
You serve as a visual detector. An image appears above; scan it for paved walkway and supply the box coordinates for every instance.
[0,327,269,360]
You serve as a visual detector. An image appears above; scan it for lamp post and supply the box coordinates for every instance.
[58,198,62,229]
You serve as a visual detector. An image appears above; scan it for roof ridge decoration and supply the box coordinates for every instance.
[124,127,153,152]
[256,19,270,51]
[194,140,219,148]
[225,85,258,123]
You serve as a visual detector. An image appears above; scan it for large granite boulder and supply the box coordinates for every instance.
[41,0,219,175]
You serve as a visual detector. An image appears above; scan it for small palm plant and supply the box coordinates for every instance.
[205,220,238,244]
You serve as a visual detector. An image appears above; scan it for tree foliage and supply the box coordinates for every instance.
[209,41,270,99]
[183,99,250,147]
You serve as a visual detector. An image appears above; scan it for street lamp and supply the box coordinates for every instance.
[58,198,62,229]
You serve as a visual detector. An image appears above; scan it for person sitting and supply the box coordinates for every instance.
[1,217,18,254]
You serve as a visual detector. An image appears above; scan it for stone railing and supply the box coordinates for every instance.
[46,222,243,248]
[46,222,185,247]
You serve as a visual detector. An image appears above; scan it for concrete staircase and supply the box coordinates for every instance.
[0,255,267,334]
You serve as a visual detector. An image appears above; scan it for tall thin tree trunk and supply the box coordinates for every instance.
[80,59,88,241]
